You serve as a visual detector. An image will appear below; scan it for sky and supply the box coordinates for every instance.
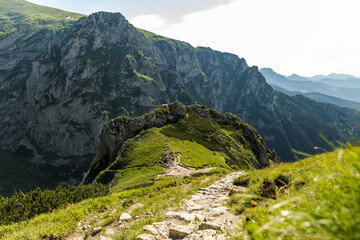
[27,0,360,77]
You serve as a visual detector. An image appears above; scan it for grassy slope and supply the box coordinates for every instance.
[230,145,360,240]
[0,168,230,239]
[137,28,191,46]
[0,0,83,37]
[95,107,273,191]
[3,146,358,239]
[0,104,275,239]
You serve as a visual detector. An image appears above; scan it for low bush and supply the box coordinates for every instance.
[0,183,109,225]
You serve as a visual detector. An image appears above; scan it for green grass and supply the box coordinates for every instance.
[230,146,360,240]
[98,125,232,190]
[167,137,229,169]
[0,168,229,239]
[160,108,270,169]
[0,0,84,38]
[137,28,190,47]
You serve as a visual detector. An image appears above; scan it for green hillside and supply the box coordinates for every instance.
[0,103,279,239]
[85,103,279,185]
[0,0,83,38]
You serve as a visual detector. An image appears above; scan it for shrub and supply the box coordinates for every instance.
[233,174,250,187]
[0,183,109,225]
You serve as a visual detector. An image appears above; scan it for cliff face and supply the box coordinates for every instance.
[1,9,359,191]
[1,11,275,158]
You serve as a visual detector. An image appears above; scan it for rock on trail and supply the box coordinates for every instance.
[137,171,246,240]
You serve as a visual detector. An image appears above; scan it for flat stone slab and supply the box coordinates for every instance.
[169,225,193,239]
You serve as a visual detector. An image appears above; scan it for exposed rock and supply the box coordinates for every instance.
[136,234,157,240]
[100,236,112,240]
[151,222,172,239]
[184,230,226,240]
[199,222,221,231]
[181,199,205,212]
[166,211,196,223]
[120,213,132,221]
[210,206,229,217]
[91,227,102,236]
[169,225,193,239]
[143,225,158,236]
[104,228,115,236]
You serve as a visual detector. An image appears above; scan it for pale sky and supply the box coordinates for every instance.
[27,0,360,77]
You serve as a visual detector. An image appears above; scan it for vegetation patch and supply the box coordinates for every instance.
[230,146,360,240]
[0,183,108,225]
[0,169,228,240]
[0,0,83,39]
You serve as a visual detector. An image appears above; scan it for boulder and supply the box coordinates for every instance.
[199,222,221,231]
[136,234,157,240]
[169,225,193,239]
[120,213,132,221]
[166,211,195,223]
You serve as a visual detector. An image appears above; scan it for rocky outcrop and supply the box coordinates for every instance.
[82,102,276,184]
[83,102,187,183]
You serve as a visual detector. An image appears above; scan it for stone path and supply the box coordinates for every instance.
[136,171,246,240]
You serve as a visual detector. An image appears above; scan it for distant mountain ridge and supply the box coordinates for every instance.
[309,73,359,81]
[261,68,360,104]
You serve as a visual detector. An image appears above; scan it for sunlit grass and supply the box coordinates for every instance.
[0,168,229,239]
[230,146,360,240]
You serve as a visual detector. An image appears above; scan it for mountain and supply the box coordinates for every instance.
[309,73,359,81]
[260,68,360,103]
[82,102,279,184]
[262,70,360,111]
[287,74,310,82]
[302,92,360,111]
[1,1,360,195]
[317,77,360,88]
[290,72,360,89]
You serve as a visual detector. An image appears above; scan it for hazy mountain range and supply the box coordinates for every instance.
[260,68,360,110]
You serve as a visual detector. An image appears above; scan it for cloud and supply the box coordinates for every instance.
[26,0,232,20]
[130,0,360,77]
[131,15,168,31]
